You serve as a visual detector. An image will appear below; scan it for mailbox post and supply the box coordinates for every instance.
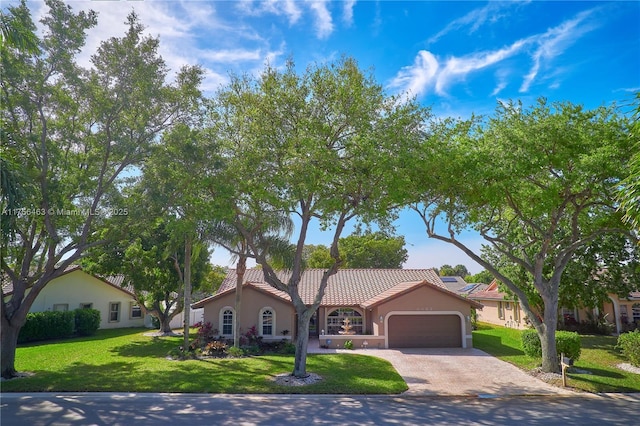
[561,353,573,387]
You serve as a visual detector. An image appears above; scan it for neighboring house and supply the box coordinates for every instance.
[469,280,527,330]
[192,269,483,349]
[3,266,145,329]
[470,279,640,335]
[440,276,488,296]
[575,292,640,334]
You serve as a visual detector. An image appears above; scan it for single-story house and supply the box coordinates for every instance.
[192,268,483,349]
[567,292,640,334]
[2,266,203,330]
[469,280,527,329]
[3,266,145,329]
[469,279,640,334]
[440,276,488,296]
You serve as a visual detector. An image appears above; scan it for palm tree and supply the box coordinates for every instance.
[207,214,293,348]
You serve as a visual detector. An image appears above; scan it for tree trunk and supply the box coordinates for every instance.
[158,315,173,333]
[540,295,560,373]
[292,308,313,377]
[234,255,246,348]
[183,239,192,351]
[1,320,21,379]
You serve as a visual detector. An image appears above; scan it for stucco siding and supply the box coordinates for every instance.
[27,270,144,329]
[202,287,294,339]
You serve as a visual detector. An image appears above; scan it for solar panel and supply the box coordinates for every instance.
[441,277,459,282]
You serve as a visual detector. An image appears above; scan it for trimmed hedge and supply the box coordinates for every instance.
[617,330,640,367]
[18,308,101,343]
[74,308,101,336]
[18,311,75,343]
[521,329,581,362]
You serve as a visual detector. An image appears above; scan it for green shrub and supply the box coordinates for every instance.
[617,330,640,367]
[279,342,296,354]
[521,329,581,361]
[344,340,354,350]
[521,329,542,358]
[18,310,75,343]
[74,309,101,336]
[227,346,245,357]
[556,331,582,361]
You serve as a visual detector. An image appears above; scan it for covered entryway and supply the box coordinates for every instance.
[388,314,462,348]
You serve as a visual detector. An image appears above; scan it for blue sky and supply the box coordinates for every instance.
[21,1,640,272]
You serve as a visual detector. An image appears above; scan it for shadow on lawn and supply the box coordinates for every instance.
[110,336,181,358]
[474,334,525,357]
[18,328,149,349]
[579,335,624,359]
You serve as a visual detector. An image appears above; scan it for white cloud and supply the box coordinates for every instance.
[343,0,357,26]
[391,7,600,99]
[389,51,439,98]
[520,9,598,92]
[199,48,262,63]
[307,0,334,39]
[428,1,530,45]
[436,40,526,95]
[238,0,302,25]
[389,40,526,98]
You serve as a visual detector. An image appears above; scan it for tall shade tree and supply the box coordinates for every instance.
[84,217,212,334]
[410,99,635,373]
[135,123,216,351]
[208,58,426,377]
[618,92,640,231]
[303,231,408,269]
[0,1,201,378]
[338,231,408,269]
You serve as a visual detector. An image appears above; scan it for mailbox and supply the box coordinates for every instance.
[561,355,573,367]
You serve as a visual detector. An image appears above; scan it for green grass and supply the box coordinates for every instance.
[0,328,407,394]
[473,323,640,393]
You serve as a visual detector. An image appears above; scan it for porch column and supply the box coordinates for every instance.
[608,295,621,335]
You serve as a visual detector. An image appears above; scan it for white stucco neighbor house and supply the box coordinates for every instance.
[15,266,146,329]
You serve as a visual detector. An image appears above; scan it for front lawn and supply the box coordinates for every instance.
[0,328,407,394]
[473,323,640,393]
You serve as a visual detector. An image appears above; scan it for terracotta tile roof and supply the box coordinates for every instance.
[1,265,135,298]
[208,268,448,306]
[468,280,512,301]
[193,280,292,308]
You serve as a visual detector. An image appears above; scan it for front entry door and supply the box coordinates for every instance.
[308,310,319,337]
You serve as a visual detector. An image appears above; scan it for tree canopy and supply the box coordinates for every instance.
[436,264,470,278]
[0,1,201,378]
[303,231,408,269]
[207,57,426,376]
[410,99,635,372]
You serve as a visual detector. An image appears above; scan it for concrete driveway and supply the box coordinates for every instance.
[308,341,574,396]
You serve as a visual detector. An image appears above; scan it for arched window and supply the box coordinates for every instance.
[219,307,235,336]
[260,307,275,336]
[327,308,363,335]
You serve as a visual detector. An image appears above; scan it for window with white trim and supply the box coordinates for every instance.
[53,303,69,312]
[109,302,121,322]
[498,302,504,320]
[260,308,275,336]
[327,308,363,335]
[220,307,234,336]
[79,303,93,309]
[130,303,142,319]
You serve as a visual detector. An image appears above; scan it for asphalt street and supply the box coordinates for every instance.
[1,393,639,426]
